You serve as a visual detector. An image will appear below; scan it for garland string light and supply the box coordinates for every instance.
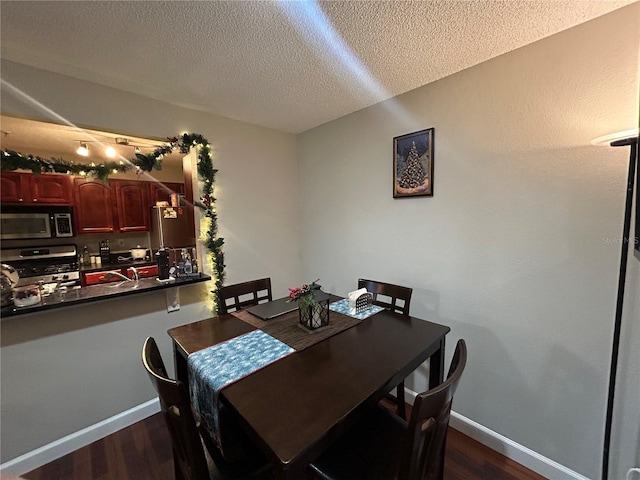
[1,132,226,314]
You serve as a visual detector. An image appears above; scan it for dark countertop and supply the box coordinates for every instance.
[1,273,211,318]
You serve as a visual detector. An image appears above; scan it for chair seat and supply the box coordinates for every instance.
[310,405,407,480]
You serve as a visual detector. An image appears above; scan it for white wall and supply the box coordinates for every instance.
[0,60,301,462]
[297,5,639,480]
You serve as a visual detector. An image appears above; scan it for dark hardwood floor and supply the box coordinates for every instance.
[22,411,546,480]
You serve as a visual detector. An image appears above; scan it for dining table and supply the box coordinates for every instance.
[168,295,450,480]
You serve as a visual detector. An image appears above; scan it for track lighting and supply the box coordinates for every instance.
[76,142,89,157]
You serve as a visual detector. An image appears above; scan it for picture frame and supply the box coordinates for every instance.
[393,128,434,198]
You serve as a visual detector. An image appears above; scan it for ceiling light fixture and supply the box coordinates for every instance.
[76,142,89,157]
[105,146,117,158]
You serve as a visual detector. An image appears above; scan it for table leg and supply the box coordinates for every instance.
[429,338,446,388]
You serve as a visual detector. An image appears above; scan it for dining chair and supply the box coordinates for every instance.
[358,278,413,418]
[218,277,273,314]
[141,337,271,480]
[309,339,467,480]
[358,278,413,316]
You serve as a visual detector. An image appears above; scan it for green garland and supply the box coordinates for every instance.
[1,133,226,314]
[170,134,226,313]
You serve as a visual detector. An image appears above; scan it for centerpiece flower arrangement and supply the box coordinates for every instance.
[287,279,321,309]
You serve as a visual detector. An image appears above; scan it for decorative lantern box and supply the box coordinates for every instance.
[299,291,330,332]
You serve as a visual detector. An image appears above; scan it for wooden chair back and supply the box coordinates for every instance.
[400,339,467,480]
[142,337,211,480]
[218,278,272,314]
[358,278,413,316]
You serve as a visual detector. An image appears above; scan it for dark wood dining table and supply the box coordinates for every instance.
[168,303,450,480]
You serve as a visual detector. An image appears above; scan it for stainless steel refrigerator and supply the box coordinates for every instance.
[150,206,195,250]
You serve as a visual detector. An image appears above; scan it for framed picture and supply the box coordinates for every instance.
[393,128,434,198]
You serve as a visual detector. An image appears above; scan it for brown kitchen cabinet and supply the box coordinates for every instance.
[112,180,151,232]
[149,182,185,205]
[0,172,27,204]
[0,172,73,205]
[73,178,116,234]
[73,178,157,234]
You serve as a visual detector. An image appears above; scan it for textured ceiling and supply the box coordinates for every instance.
[0,0,636,134]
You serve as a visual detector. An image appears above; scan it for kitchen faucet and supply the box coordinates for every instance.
[128,267,139,281]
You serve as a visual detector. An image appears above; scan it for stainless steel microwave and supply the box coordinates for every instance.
[0,206,74,240]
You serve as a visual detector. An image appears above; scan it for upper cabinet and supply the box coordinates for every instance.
[2,171,184,235]
[74,178,115,234]
[1,172,73,205]
[0,172,27,204]
[149,181,185,205]
[112,180,151,232]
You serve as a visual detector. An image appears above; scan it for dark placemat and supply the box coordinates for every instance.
[231,298,361,351]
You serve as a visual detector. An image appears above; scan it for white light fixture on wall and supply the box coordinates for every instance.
[592,127,639,480]
[76,142,89,157]
[105,146,117,158]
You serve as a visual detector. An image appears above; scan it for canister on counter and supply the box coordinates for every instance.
[157,247,170,280]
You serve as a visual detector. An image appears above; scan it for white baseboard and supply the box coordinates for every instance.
[2,391,592,480]
[449,412,592,480]
[404,389,591,480]
[0,399,160,477]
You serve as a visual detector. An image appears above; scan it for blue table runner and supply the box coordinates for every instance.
[188,329,294,455]
[329,298,384,320]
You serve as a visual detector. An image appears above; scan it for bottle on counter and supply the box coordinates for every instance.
[184,253,192,275]
[157,247,170,280]
[178,248,186,276]
[82,245,91,266]
[191,247,199,274]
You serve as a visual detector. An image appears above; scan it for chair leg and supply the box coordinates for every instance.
[396,382,406,420]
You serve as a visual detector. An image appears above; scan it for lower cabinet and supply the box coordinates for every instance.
[83,270,121,286]
[82,264,158,286]
[127,265,158,279]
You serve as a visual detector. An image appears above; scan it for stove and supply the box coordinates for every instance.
[0,244,81,287]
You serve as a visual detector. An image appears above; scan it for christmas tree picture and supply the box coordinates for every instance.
[398,141,425,189]
[393,128,434,197]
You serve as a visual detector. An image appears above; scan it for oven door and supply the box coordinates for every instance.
[0,212,52,240]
